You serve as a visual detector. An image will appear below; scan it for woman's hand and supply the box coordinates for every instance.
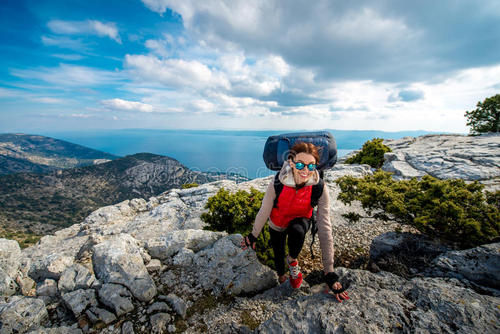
[324,272,350,302]
[330,281,349,303]
[240,233,257,250]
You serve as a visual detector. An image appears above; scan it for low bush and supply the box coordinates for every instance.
[345,138,391,169]
[336,170,500,248]
[181,183,199,189]
[201,187,276,269]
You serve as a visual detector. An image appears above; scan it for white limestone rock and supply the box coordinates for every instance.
[85,306,117,325]
[0,297,48,334]
[92,234,157,302]
[165,293,187,319]
[0,238,21,278]
[150,313,172,333]
[28,254,74,282]
[36,279,58,297]
[383,134,500,186]
[98,283,135,317]
[0,268,17,296]
[193,234,277,295]
[121,321,135,334]
[27,327,83,334]
[62,289,98,317]
[259,268,500,333]
[146,229,226,260]
[58,264,95,294]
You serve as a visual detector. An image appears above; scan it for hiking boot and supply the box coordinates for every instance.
[288,260,303,289]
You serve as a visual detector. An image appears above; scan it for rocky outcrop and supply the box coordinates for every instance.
[0,134,498,333]
[0,296,48,333]
[382,134,500,191]
[92,234,157,302]
[430,242,500,291]
[0,176,279,332]
[258,268,500,333]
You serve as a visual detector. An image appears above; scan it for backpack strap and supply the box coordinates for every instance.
[309,177,324,259]
[310,178,324,208]
[272,172,284,208]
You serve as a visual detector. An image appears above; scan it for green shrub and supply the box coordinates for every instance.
[345,138,391,169]
[336,170,500,248]
[201,187,276,269]
[181,183,199,189]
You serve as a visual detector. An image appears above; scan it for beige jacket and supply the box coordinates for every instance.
[251,161,335,273]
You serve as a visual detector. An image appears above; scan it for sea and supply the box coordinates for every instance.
[41,129,438,179]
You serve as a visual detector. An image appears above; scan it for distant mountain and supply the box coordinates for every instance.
[0,152,244,240]
[0,133,118,175]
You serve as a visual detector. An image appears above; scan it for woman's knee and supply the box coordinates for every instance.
[288,219,308,238]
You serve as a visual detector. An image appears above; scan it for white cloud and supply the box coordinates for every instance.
[141,0,500,83]
[48,19,121,43]
[70,113,92,118]
[125,54,230,90]
[0,87,22,98]
[101,98,154,113]
[51,54,85,61]
[31,97,66,104]
[11,64,123,87]
[145,34,178,58]
[41,35,87,51]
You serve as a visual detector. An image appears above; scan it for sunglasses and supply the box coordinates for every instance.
[293,161,317,171]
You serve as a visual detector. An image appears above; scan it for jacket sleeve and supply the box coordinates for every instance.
[316,183,335,273]
[251,181,276,238]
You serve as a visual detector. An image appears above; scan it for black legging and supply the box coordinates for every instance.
[269,217,311,276]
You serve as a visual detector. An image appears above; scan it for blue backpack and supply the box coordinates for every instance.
[262,131,337,172]
[262,131,337,258]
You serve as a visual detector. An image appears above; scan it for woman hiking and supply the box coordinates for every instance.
[241,141,349,302]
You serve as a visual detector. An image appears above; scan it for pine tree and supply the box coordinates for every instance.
[465,94,500,134]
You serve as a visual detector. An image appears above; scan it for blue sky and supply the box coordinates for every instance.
[1,0,499,133]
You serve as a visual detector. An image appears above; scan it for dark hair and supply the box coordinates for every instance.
[288,141,320,164]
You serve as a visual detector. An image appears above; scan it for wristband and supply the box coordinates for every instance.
[245,233,258,247]
[324,272,340,289]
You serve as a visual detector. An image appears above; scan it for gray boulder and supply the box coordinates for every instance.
[62,289,98,317]
[147,302,171,314]
[193,234,277,295]
[431,242,500,290]
[36,279,58,297]
[0,268,17,296]
[121,321,135,334]
[0,238,21,278]
[16,274,35,296]
[165,294,187,319]
[92,234,157,302]
[146,229,226,260]
[150,313,172,333]
[98,283,135,317]
[28,254,74,282]
[27,327,83,334]
[58,264,95,294]
[259,268,500,333]
[85,306,117,325]
[0,297,48,334]
[370,232,450,262]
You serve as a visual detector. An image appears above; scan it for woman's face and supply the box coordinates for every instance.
[290,152,316,185]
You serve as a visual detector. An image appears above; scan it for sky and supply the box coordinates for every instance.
[1,0,499,133]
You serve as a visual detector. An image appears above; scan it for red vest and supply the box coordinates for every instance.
[270,185,313,229]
